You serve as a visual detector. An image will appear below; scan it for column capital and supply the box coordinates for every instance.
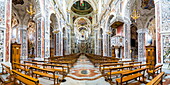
[137,28,149,33]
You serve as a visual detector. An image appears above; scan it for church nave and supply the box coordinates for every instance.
[0,0,170,85]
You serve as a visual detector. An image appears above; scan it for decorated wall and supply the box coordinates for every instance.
[0,0,6,62]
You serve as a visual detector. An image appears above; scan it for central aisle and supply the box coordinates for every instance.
[60,54,110,85]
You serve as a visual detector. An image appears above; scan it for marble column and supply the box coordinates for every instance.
[41,17,45,58]
[21,28,28,59]
[36,17,45,58]
[97,38,102,55]
[107,34,112,57]
[94,30,97,54]
[123,23,131,60]
[97,30,102,55]
[103,33,107,56]
[55,33,60,56]
[137,29,148,63]
[60,32,63,56]
[64,29,69,55]
[44,18,50,58]
[68,29,71,55]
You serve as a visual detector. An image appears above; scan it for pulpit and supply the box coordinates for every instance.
[11,43,21,63]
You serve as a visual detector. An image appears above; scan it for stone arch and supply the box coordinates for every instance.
[104,14,115,32]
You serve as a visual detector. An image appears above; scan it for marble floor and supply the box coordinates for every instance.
[60,54,110,85]
[0,55,170,85]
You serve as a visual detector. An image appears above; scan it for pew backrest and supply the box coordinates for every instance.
[12,70,39,85]
[146,72,165,85]
[1,63,11,74]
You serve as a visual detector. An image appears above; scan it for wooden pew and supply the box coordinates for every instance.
[42,63,69,73]
[115,68,146,85]
[147,64,163,79]
[49,61,74,67]
[24,61,38,66]
[42,63,68,81]
[105,65,133,82]
[1,63,11,75]
[30,66,59,85]
[146,72,165,85]
[100,63,123,73]
[12,70,40,85]
[0,63,12,84]
[12,62,30,74]
[129,62,142,68]
[120,60,134,65]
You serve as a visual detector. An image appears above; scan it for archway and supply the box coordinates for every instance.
[50,13,59,57]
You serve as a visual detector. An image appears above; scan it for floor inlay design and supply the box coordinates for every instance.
[66,55,103,80]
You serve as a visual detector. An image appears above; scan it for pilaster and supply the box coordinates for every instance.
[5,0,12,62]
[137,28,149,63]
[123,23,131,60]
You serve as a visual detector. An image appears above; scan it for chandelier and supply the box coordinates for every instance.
[26,4,35,16]
[131,0,140,22]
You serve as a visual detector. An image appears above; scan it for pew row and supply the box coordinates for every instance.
[146,72,165,85]
[12,70,41,85]
[115,68,146,85]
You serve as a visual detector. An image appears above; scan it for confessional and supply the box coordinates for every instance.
[145,46,156,67]
[50,48,55,57]
[11,43,21,63]
[112,47,116,57]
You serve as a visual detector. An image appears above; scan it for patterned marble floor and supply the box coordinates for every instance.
[1,56,170,85]
[60,54,110,85]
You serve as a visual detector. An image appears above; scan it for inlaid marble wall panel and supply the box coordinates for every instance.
[0,0,5,62]
[21,30,27,59]
[0,0,5,26]
[0,29,5,62]
[162,35,170,63]
[37,18,42,57]
[155,0,170,63]
[161,0,170,32]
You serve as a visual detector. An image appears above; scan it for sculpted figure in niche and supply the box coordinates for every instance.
[11,15,19,28]
[27,20,36,43]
